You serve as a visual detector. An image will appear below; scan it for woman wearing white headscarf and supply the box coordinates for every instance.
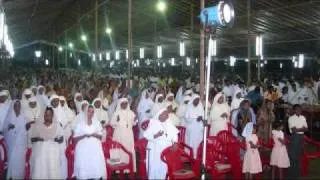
[231,89,244,111]
[36,85,49,115]
[151,94,166,117]
[21,88,34,113]
[23,96,42,123]
[72,100,89,129]
[29,107,65,179]
[184,94,204,158]
[209,93,230,136]
[73,93,83,114]
[5,100,28,179]
[143,108,179,179]
[0,90,11,134]
[165,93,178,112]
[137,89,154,138]
[73,106,106,179]
[92,98,109,126]
[176,96,191,126]
[166,104,181,126]
[175,86,184,105]
[110,98,137,171]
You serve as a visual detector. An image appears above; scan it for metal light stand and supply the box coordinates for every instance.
[201,11,217,180]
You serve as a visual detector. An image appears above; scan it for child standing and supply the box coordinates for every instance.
[242,122,262,179]
[270,121,290,180]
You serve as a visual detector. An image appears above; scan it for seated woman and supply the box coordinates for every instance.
[29,107,65,179]
[73,105,106,179]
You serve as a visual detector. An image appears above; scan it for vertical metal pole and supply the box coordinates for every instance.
[247,0,251,85]
[199,0,205,99]
[128,0,132,79]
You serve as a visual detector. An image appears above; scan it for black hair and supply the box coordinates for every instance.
[45,107,54,115]
[293,104,301,110]
[273,121,283,130]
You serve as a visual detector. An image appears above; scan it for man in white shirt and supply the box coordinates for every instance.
[288,104,308,179]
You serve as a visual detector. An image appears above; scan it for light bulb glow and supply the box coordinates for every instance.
[45,59,49,66]
[157,45,162,59]
[99,53,102,61]
[92,54,96,61]
[78,59,81,66]
[106,52,110,61]
[81,35,87,41]
[157,1,166,12]
[140,48,145,59]
[106,28,112,34]
[298,54,304,68]
[256,35,263,56]
[68,42,74,49]
[115,51,120,60]
[179,42,185,57]
[171,58,175,66]
[186,57,191,66]
[229,56,236,67]
[209,38,217,56]
[35,50,42,58]
[58,46,63,52]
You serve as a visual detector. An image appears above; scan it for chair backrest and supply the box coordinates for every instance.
[161,145,190,174]
[134,138,148,160]
[140,120,150,130]
[217,130,245,154]
[102,139,133,165]
[65,143,76,179]
[105,125,114,140]
[25,148,32,180]
[196,136,224,164]
[0,139,7,163]
[176,126,186,143]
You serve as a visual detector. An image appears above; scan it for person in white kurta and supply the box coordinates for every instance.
[23,97,42,123]
[36,85,49,115]
[167,104,181,126]
[165,93,178,112]
[21,88,34,113]
[143,108,179,179]
[176,95,191,126]
[231,89,244,111]
[73,92,83,114]
[0,90,11,134]
[151,94,166,117]
[110,98,137,171]
[72,100,89,130]
[137,89,154,138]
[184,94,204,158]
[209,93,231,136]
[59,96,75,141]
[93,98,109,142]
[29,108,65,179]
[73,106,106,179]
[93,98,110,126]
[5,100,28,179]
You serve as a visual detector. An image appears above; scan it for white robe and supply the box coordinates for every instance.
[29,122,64,179]
[137,90,154,138]
[73,116,106,179]
[184,100,204,158]
[5,110,27,179]
[209,93,230,136]
[143,115,178,179]
[110,101,137,171]
[0,100,11,133]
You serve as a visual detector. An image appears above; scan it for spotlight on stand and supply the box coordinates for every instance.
[199,0,235,27]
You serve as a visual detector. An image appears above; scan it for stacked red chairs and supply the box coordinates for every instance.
[65,139,76,180]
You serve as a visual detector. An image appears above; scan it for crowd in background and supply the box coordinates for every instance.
[0,67,319,179]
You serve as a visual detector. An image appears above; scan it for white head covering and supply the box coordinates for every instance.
[74,93,83,113]
[184,89,193,96]
[155,94,164,103]
[241,122,253,138]
[231,89,244,111]
[49,94,60,108]
[185,94,204,119]
[137,89,154,122]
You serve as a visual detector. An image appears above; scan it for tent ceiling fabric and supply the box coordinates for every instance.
[4,0,320,57]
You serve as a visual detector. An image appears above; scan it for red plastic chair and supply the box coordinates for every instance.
[134,138,148,179]
[0,139,7,177]
[195,136,232,179]
[302,136,320,176]
[140,120,150,131]
[65,143,76,179]
[176,126,186,143]
[102,139,134,179]
[25,148,32,180]
[105,125,114,140]
[161,144,197,179]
